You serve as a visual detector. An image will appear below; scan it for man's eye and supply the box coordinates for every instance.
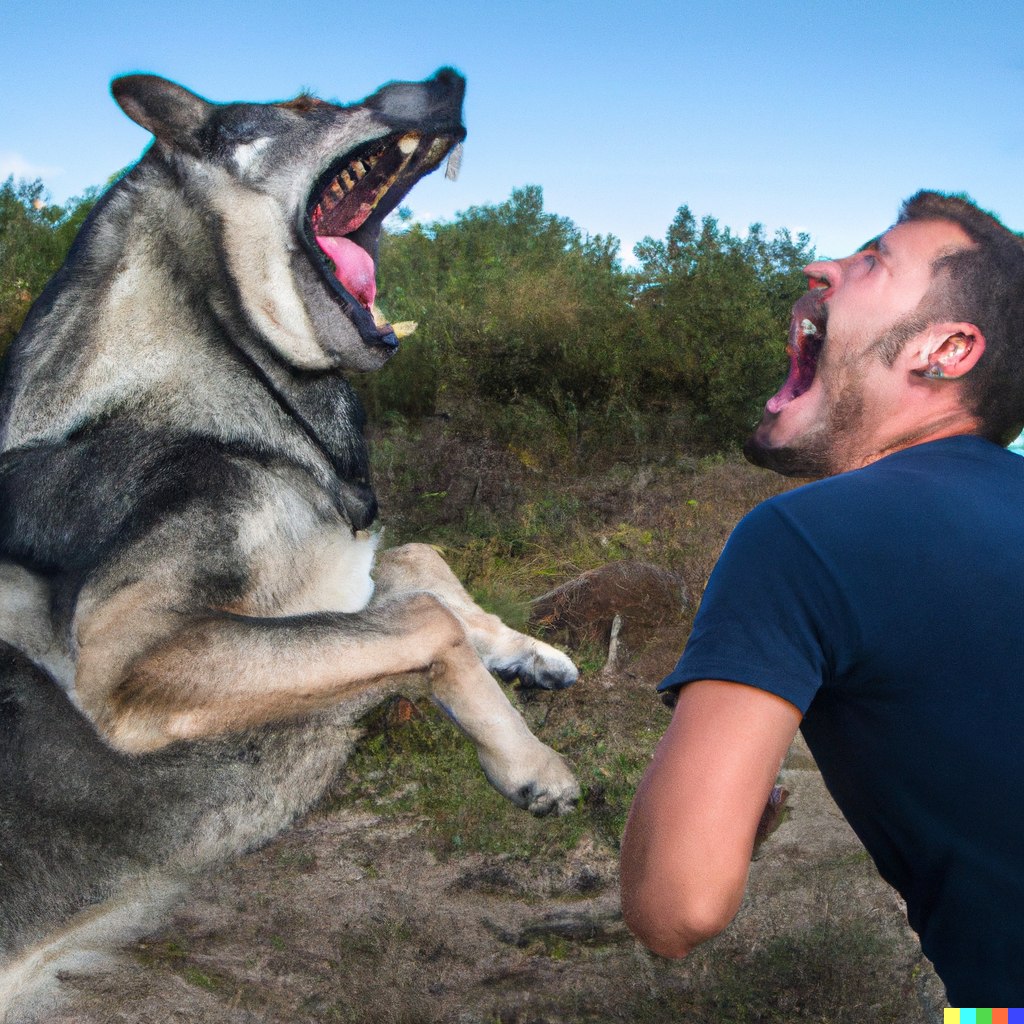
[863,254,877,269]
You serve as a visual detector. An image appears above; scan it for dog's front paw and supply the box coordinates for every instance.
[493,641,578,691]
[512,753,581,817]
[479,740,580,817]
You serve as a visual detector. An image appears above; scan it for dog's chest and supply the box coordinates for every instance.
[233,485,379,616]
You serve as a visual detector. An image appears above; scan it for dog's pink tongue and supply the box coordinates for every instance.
[315,235,376,310]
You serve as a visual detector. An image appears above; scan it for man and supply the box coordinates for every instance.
[619,192,1024,1005]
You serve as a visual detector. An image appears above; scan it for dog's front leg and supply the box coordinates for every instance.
[427,652,579,816]
[74,588,579,815]
[374,544,579,690]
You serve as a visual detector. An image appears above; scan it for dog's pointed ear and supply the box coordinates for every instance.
[111,75,211,151]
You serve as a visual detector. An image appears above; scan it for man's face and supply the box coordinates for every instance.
[744,218,973,476]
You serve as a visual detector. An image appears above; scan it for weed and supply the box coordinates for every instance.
[183,967,217,991]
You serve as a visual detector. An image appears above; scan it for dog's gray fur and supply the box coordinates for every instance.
[0,70,578,1018]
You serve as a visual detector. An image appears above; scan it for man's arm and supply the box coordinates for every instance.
[620,679,802,957]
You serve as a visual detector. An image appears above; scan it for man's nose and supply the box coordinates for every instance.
[803,259,839,290]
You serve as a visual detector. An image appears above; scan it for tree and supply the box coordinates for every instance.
[632,206,814,446]
[366,186,636,450]
[0,178,99,356]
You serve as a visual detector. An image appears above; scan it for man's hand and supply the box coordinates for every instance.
[620,680,802,957]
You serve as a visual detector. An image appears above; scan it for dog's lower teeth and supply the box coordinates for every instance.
[340,170,354,191]
[398,133,420,155]
[351,161,366,180]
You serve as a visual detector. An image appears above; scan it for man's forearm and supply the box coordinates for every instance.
[620,680,802,956]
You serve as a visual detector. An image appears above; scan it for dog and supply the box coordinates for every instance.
[0,69,579,1017]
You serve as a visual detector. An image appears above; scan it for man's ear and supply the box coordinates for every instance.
[909,323,986,380]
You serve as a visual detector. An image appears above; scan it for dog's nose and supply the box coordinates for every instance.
[365,68,466,136]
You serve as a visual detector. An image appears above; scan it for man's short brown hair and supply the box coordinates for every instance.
[897,191,1024,445]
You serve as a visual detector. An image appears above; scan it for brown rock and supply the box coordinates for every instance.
[529,560,687,650]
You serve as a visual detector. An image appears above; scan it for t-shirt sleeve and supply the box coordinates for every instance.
[659,498,853,714]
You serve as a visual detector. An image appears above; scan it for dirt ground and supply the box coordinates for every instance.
[40,683,947,1024]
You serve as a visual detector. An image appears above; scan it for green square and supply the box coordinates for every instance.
[977,1010,993,1024]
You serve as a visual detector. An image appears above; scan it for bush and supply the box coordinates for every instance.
[365,189,813,457]
[632,206,814,447]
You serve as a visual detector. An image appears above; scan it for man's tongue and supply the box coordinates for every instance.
[314,235,376,310]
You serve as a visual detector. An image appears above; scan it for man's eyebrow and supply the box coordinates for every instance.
[857,236,886,255]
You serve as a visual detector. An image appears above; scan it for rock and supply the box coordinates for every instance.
[529,560,687,650]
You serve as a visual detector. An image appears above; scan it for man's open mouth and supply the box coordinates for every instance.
[302,129,464,350]
[765,289,827,414]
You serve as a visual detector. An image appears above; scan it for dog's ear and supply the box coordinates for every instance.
[111,75,211,152]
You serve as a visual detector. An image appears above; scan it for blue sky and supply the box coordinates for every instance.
[3,0,1024,265]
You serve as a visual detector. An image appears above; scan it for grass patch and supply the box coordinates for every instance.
[328,696,598,859]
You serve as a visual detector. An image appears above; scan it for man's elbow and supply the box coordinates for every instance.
[621,894,735,959]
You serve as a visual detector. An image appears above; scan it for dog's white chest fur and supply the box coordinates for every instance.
[281,527,379,615]
[235,484,379,615]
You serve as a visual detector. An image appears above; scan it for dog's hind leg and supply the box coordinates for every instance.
[0,874,186,1024]
[373,544,578,690]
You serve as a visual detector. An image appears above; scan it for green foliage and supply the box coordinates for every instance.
[365,185,634,447]
[0,177,99,356]
[364,187,813,455]
[2,172,813,453]
[633,206,814,446]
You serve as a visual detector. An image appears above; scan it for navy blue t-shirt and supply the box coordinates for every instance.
[660,435,1024,1005]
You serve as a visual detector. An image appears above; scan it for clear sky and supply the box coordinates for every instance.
[3,0,1024,265]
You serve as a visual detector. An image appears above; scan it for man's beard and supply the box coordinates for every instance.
[744,347,867,479]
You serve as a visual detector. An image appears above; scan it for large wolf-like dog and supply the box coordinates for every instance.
[0,69,579,1016]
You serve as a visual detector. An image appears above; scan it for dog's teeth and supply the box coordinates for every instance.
[340,170,355,191]
[351,160,366,180]
[800,318,819,337]
[329,179,345,200]
[398,133,420,156]
[391,321,417,338]
[445,143,463,182]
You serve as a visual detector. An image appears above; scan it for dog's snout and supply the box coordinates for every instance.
[366,68,466,135]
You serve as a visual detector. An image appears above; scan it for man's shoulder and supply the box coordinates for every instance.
[756,434,1021,516]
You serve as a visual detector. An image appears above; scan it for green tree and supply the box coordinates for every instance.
[632,206,814,446]
[366,186,636,452]
[0,177,99,357]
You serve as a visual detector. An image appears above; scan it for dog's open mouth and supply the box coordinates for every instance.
[304,131,463,350]
[765,288,827,414]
